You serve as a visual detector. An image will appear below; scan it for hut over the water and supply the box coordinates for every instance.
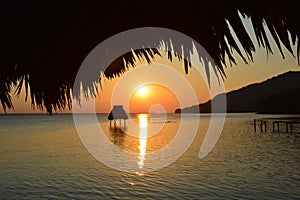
[108,105,128,127]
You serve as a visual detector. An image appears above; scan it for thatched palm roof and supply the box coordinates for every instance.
[1,0,299,113]
[108,105,129,120]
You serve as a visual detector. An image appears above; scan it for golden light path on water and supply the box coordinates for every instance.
[138,114,148,169]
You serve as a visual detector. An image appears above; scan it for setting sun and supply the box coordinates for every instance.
[129,83,180,114]
[137,86,148,96]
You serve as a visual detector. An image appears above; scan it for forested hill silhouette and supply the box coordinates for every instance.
[176,71,300,114]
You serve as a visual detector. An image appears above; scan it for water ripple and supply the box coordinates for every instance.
[1,114,299,199]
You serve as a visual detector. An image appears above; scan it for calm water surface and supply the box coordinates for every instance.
[0,113,299,199]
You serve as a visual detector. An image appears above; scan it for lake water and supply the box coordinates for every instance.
[0,113,299,199]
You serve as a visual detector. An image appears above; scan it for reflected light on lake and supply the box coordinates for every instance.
[138,114,148,169]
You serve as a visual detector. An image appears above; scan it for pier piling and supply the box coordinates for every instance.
[253,117,300,133]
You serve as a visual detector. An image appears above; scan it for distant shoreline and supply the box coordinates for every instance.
[2,112,300,116]
[0,112,175,115]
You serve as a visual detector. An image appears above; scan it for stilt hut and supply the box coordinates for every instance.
[108,105,128,127]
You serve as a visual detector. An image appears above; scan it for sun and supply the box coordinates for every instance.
[137,86,148,96]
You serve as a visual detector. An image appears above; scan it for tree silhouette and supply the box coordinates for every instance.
[1,0,299,113]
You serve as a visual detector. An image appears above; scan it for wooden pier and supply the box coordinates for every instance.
[253,117,300,133]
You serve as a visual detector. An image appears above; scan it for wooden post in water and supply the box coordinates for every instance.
[264,121,267,132]
[260,120,263,132]
[286,122,293,133]
[273,121,279,133]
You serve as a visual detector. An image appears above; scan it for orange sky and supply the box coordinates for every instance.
[95,58,212,114]
[1,16,299,114]
[1,51,298,114]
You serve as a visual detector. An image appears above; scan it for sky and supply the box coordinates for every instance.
[1,16,299,114]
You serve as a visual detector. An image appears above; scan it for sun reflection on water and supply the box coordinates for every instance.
[138,114,148,169]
